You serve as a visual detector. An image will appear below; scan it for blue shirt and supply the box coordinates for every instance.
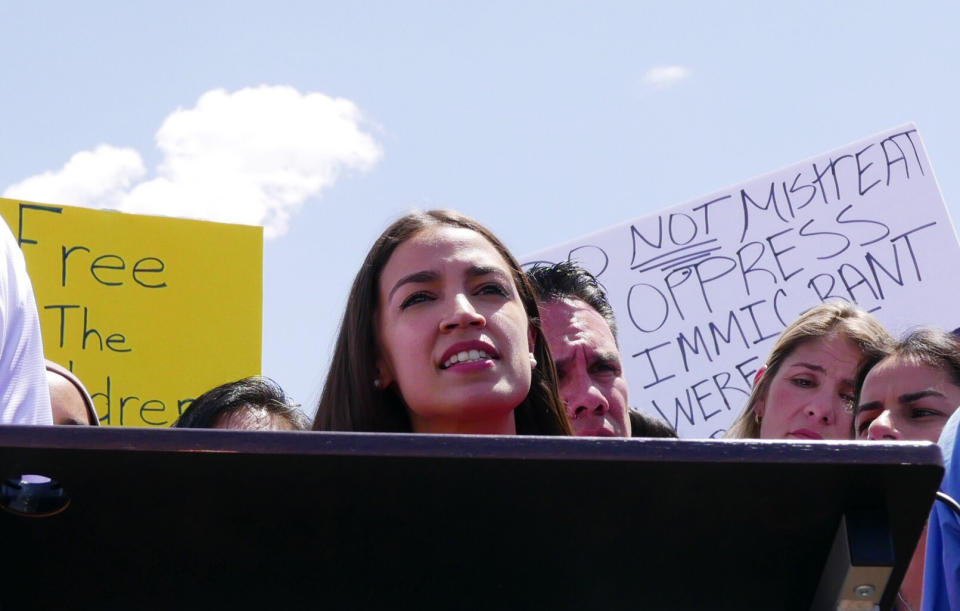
[922,408,960,610]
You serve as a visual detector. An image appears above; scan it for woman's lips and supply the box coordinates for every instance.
[442,348,493,369]
[787,428,823,440]
[439,340,499,370]
[443,359,496,374]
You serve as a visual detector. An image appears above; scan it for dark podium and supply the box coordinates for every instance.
[0,426,944,610]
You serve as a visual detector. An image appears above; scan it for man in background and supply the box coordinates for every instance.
[173,376,309,431]
[527,261,675,438]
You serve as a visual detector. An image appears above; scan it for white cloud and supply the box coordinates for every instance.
[641,65,691,90]
[3,86,382,238]
[4,145,146,210]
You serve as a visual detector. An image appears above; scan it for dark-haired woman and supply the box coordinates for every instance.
[855,328,960,611]
[314,209,571,435]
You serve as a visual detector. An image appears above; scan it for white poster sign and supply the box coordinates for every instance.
[524,124,959,438]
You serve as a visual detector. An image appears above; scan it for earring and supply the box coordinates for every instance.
[529,354,538,368]
[373,379,382,389]
[754,411,761,426]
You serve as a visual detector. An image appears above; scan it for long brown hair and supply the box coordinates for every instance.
[726,301,892,439]
[314,209,571,435]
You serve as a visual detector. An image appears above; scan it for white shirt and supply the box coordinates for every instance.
[0,217,52,424]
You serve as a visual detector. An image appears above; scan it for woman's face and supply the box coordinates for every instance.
[855,356,960,442]
[375,225,534,433]
[756,332,862,440]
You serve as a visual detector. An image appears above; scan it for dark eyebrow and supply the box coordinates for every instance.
[464,265,515,294]
[855,400,883,417]
[586,352,622,373]
[900,389,946,403]
[388,270,439,302]
[388,265,510,302]
[554,352,620,374]
[467,265,498,278]
[856,390,947,418]
[788,362,855,385]
[593,351,621,364]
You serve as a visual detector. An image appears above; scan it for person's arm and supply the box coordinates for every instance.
[0,218,52,424]
[922,408,960,610]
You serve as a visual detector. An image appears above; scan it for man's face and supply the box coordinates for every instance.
[539,298,630,437]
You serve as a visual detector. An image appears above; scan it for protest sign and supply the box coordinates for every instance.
[0,199,262,426]
[524,124,959,438]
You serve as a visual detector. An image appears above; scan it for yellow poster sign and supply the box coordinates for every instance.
[0,198,262,427]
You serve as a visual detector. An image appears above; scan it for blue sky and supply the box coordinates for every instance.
[2,1,958,410]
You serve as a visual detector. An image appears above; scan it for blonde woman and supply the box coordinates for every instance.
[727,302,891,440]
